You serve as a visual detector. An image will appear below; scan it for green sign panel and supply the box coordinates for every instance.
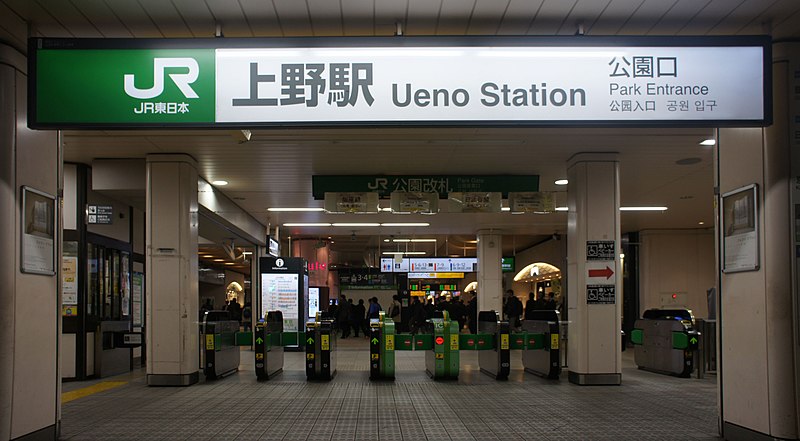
[501,257,515,273]
[312,175,539,199]
[35,49,216,125]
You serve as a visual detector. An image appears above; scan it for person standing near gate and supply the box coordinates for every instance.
[388,295,402,331]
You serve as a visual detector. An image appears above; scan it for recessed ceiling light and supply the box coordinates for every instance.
[554,179,569,185]
[501,207,511,212]
[268,207,325,212]
[213,259,225,262]
[381,223,430,227]
[555,206,568,211]
[242,251,253,255]
[224,262,235,265]
[700,139,716,146]
[332,223,380,227]
[212,180,228,186]
[620,206,668,211]
[381,251,426,255]
[201,254,214,258]
[283,223,332,227]
[698,221,705,225]
[384,239,390,242]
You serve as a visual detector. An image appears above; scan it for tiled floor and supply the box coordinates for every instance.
[60,337,719,440]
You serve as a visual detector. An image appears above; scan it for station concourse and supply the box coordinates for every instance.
[1,1,800,441]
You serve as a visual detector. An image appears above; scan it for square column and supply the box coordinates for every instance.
[477,230,503,313]
[566,153,622,385]
[146,154,199,386]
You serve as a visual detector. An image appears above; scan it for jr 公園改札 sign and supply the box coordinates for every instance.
[29,36,770,128]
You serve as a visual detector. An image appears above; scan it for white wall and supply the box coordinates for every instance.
[639,229,715,318]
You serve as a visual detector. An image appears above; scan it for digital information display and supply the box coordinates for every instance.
[309,287,319,318]
[261,273,299,332]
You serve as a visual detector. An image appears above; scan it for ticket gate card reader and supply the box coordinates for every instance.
[369,312,396,380]
[306,315,336,381]
[477,311,510,380]
[521,310,561,380]
[425,311,460,380]
[255,311,284,380]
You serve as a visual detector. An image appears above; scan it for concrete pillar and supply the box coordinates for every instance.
[146,154,199,386]
[0,44,61,440]
[476,230,503,313]
[566,153,622,385]
[717,43,799,440]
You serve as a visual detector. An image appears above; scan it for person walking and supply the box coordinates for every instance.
[353,299,366,337]
[337,295,351,338]
[388,295,402,330]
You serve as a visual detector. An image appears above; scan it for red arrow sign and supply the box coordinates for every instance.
[588,266,614,279]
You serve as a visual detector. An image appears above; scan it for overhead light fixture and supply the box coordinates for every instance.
[213,259,225,262]
[268,207,325,212]
[501,207,511,212]
[381,222,430,227]
[201,254,214,258]
[698,221,705,225]
[332,222,380,227]
[283,222,332,227]
[620,206,668,211]
[392,238,436,243]
[381,251,426,255]
[554,179,569,185]
[380,207,393,212]
[212,180,228,186]
[555,206,568,211]
[384,239,390,242]
[224,262,235,265]
[242,251,253,255]
[700,139,716,146]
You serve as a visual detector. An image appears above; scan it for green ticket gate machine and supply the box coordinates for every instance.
[201,310,240,380]
[477,311,510,380]
[425,311,460,380]
[631,309,699,377]
[521,310,561,379]
[369,312,396,380]
[306,315,337,381]
[254,311,284,380]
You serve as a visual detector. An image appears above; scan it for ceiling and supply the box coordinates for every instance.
[4,0,783,264]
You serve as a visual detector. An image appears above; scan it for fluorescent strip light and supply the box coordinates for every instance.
[242,251,253,255]
[410,239,437,243]
[332,222,380,227]
[554,179,569,186]
[392,239,410,243]
[501,207,511,212]
[555,206,568,211]
[381,223,430,227]
[211,180,228,186]
[699,139,716,146]
[620,206,668,211]
[283,223,332,227]
[382,251,426,255]
[268,207,324,212]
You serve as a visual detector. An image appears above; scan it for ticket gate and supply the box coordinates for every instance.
[477,311,510,380]
[369,312,395,380]
[521,310,561,379]
[631,309,700,377]
[425,311,460,380]
[305,315,337,381]
[201,310,240,380]
[254,311,284,380]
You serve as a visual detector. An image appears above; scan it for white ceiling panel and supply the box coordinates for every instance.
[272,0,313,36]
[204,0,252,37]
[37,1,103,37]
[676,0,747,35]
[588,0,643,35]
[343,0,376,36]
[616,0,678,35]
[136,0,192,38]
[0,2,29,50]
[528,0,579,35]
[238,0,281,37]
[4,0,72,37]
[466,0,509,35]
[556,0,611,36]
[169,0,215,37]
[104,0,162,38]
[704,0,773,35]
[307,0,343,36]
[407,0,441,35]
[497,0,544,35]
[646,0,711,35]
[69,0,133,38]
[437,0,473,35]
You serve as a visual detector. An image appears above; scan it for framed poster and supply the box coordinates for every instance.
[21,186,56,275]
[722,184,759,273]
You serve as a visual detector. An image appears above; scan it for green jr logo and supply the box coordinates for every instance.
[124,58,200,99]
